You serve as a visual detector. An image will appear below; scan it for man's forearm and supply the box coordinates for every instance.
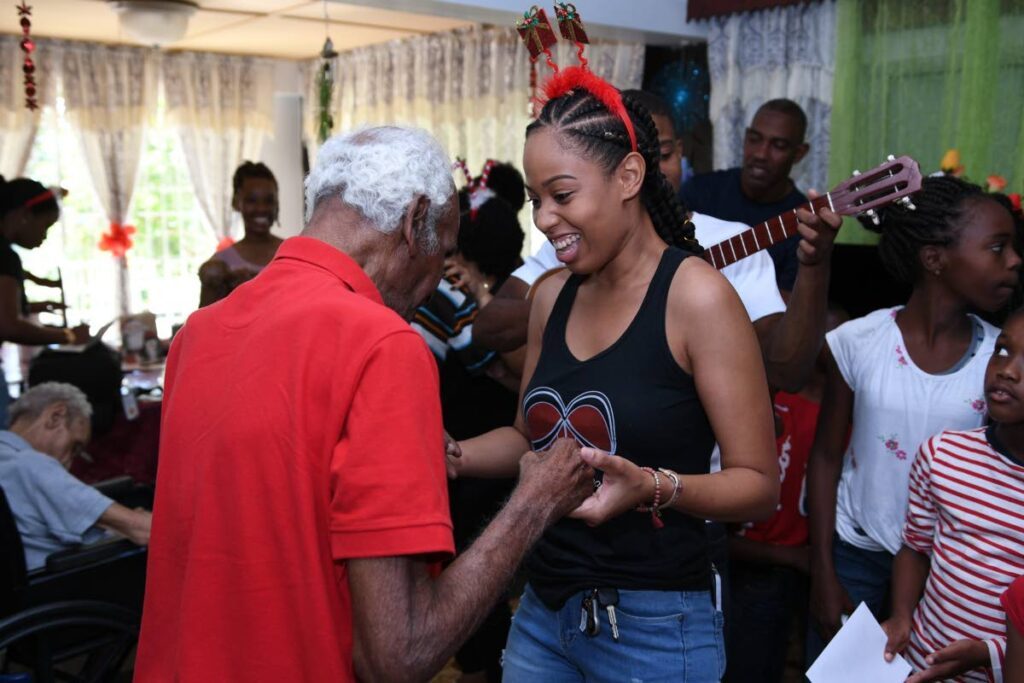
[764,262,831,392]
[472,277,531,352]
[351,488,554,682]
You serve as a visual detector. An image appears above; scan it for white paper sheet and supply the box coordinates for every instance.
[806,602,913,683]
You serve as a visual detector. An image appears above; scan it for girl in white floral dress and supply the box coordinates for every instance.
[805,175,1022,662]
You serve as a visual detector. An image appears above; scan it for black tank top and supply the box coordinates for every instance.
[523,247,716,609]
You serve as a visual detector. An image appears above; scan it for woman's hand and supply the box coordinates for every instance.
[809,563,855,642]
[198,259,229,287]
[444,257,494,303]
[906,639,989,683]
[568,447,653,526]
[445,431,462,479]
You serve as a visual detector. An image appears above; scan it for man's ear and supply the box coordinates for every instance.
[400,195,431,256]
[793,142,810,165]
[617,152,646,202]
[43,402,68,430]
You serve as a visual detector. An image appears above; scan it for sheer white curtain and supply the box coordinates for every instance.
[706,1,836,192]
[58,41,157,315]
[0,36,55,178]
[304,26,644,173]
[162,52,274,242]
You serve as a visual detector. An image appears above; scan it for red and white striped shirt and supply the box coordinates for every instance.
[903,428,1024,683]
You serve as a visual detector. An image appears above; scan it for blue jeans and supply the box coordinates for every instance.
[805,535,893,670]
[502,584,725,682]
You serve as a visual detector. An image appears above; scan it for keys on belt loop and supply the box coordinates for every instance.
[579,591,600,637]
[596,587,620,642]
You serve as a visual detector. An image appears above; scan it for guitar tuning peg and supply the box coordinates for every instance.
[887,154,896,161]
[900,196,916,211]
[852,169,861,176]
[864,208,880,225]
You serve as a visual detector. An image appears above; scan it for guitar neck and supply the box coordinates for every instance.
[701,193,834,270]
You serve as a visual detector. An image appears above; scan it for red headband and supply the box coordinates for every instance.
[23,189,55,209]
[542,66,638,153]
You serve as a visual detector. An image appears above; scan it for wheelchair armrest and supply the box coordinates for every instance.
[92,476,134,499]
[41,537,141,574]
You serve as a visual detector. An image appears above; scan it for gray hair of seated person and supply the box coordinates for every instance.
[304,126,455,253]
[10,382,93,426]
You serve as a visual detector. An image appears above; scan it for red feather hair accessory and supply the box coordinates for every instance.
[541,66,637,153]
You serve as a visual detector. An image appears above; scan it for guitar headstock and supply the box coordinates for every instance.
[829,155,923,221]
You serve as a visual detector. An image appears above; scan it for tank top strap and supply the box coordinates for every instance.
[629,247,691,333]
[539,272,585,358]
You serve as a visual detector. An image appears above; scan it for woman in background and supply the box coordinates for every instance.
[198,162,282,306]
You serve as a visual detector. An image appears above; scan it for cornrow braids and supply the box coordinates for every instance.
[862,175,987,284]
[527,88,702,254]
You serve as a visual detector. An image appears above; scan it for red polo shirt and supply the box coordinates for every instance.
[135,237,454,682]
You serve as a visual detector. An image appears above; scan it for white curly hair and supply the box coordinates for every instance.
[305,126,455,251]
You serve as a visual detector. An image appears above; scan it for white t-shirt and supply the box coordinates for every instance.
[513,212,787,475]
[827,306,997,555]
[512,212,787,325]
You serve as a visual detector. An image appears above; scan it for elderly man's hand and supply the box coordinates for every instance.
[794,189,842,267]
[517,437,594,523]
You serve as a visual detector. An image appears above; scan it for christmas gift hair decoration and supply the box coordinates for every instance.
[516,6,559,73]
[515,4,637,153]
[554,3,589,68]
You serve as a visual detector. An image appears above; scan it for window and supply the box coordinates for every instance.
[22,97,216,339]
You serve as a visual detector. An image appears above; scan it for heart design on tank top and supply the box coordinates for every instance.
[523,387,617,454]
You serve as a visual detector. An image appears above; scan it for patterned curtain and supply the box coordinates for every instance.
[57,41,158,315]
[0,35,56,178]
[705,1,836,194]
[162,52,274,241]
[303,26,643,252]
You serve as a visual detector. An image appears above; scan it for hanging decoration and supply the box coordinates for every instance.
[516,6,558,117]
[647,49,710,139]
[554,3,589,69]
[17,1,37,111]
[316,0,338,143]
[98,222,136,258]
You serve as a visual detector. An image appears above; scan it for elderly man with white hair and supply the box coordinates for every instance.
[135,127,592,683]
[0,382,151,570]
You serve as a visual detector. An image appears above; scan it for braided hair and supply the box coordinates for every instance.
[864,175,999,284]
[526,88,701,253]
[232,161,277,198]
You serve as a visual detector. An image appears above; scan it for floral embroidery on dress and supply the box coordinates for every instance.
[879,434,908,460]
[895,345,909,367]
[965,397,986,414]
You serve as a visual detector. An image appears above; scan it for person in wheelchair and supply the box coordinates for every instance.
[0,382,150,570]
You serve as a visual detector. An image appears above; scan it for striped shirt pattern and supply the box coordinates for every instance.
[903,428,1024,683]
[412,280,495,374]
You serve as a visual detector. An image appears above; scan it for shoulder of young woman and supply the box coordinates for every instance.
[528,268,571,329]
[667,256,745,321]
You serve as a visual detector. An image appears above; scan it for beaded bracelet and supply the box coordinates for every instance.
[657,468,681,510]
[635,466,665,529]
